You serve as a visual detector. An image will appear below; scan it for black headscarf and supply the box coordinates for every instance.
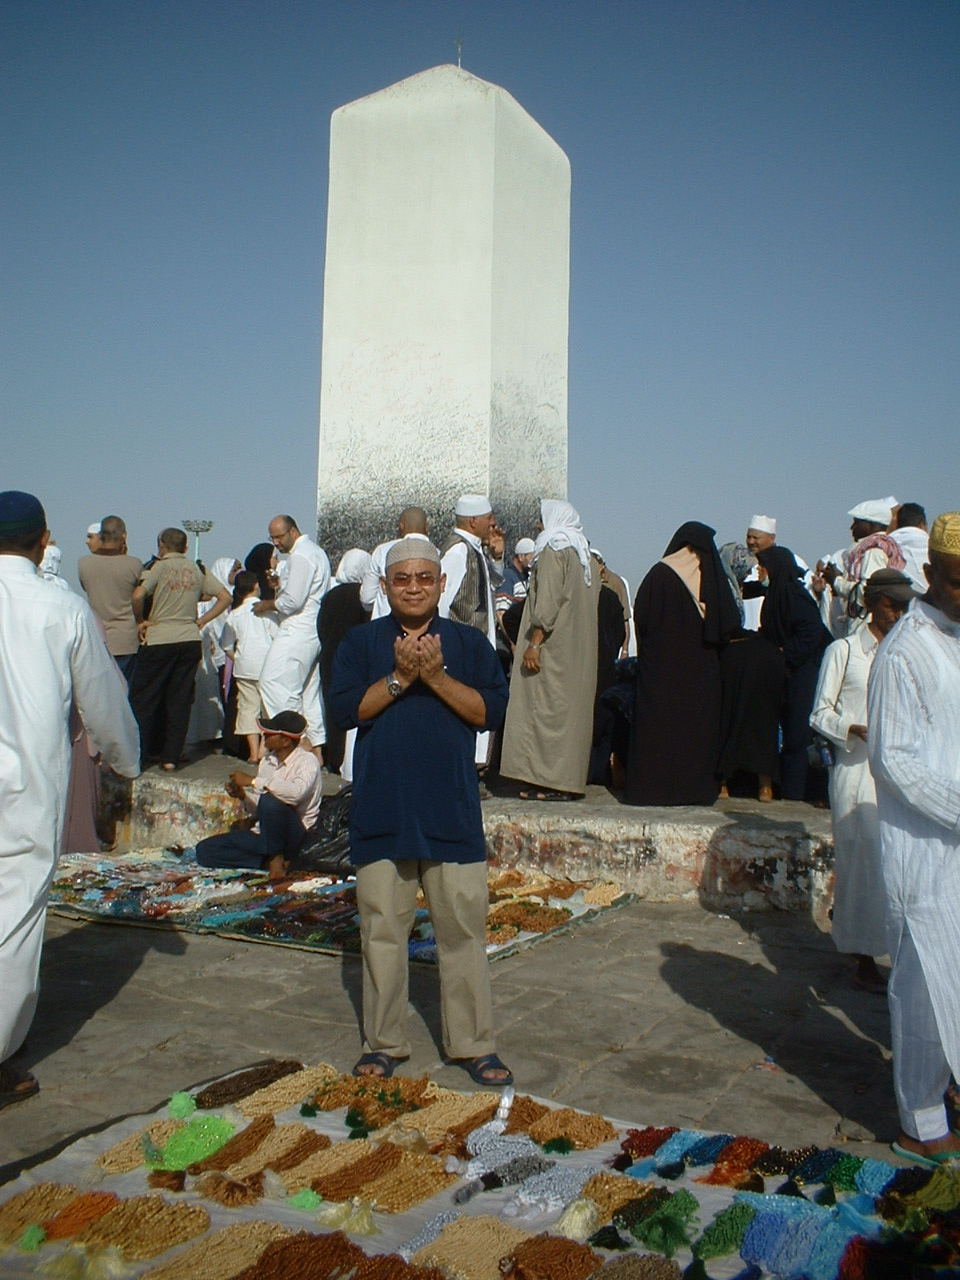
[756,545,806,648]
[245,542,276,602]
[662,521,741,646]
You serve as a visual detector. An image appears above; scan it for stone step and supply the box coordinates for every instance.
[99,761,835,928]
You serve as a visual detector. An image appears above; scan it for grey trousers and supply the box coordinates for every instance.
[355,858,495,1061]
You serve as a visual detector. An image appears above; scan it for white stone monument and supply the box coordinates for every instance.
[317,64,570,557]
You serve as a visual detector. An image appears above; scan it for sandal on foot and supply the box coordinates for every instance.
[519,789,578,802]
[455,1053,514,1087]
[891,1139,960,1168]
[352,1051,408,1080]
[0,1062,39,1111]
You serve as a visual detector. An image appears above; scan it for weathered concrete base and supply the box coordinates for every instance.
[100,764,835,927]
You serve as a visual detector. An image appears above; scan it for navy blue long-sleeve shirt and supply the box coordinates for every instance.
[327,614,508,865]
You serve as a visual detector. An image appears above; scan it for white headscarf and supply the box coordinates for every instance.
[335,548,374,585]
[211,557,238,590]
[40,544,70,590]
[533,499,592,585]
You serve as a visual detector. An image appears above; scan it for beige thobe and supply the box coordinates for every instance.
[500,546,600,795]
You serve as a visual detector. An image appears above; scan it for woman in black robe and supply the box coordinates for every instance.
[756,545,831,800]
[716,542,786,799]
[624,521,740,806]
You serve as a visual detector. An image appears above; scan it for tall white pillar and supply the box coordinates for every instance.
[317,64,570,558]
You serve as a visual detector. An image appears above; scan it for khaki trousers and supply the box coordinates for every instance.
[355,858,495,1060]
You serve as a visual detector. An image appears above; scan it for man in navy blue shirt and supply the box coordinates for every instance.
[328,537,512,1086]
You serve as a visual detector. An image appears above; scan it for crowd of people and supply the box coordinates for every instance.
[3,486,960,1168]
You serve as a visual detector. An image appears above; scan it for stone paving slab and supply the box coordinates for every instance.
[0,896,897,1187]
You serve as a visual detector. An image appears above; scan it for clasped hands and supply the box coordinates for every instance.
[394,632,445,690]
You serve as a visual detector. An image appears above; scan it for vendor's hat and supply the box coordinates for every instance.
[748,514,776,535]
[864,568,916,603]
[929,512,960,557]
[848,499,893,525]
[257,711,307,738]
[455,493,492,517]
[0,491,46,538]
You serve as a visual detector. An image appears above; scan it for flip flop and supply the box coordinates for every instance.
[352,1051,408,1080]
[518,790,578,802]
[0,1062,39,1111]
[891,1140,960,1168]
[454,1054,514,1087]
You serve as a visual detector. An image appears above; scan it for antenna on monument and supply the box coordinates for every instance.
[455,33,463,69]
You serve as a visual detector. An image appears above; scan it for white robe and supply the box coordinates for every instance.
[868,598,960,1140]
[0,555,140,1062]
[439,530,496,765]
[810,628,886,955]
[258,534,330,746]
[889,525,930,594]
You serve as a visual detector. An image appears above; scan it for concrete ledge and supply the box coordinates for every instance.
[100,767,835,926]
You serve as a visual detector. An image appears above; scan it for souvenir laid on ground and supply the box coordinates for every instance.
[48,855,632,962]
[0,1058,952,1278]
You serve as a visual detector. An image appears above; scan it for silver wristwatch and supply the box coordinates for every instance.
[385,673,404,699]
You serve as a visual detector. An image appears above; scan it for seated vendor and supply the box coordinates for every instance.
[196,711,322,879]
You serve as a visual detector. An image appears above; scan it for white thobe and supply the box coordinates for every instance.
[867,599,960,1141]
[890,526,929,595]
[0,556,140,1062]
[361,533,432,620]
[810,628,886,956]
[830,543,889,635]
[258,535,331,747]
[440,530,496,764]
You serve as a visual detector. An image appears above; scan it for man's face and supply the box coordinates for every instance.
[926,554,960,624]
[871,594,908,637]
[269,520,297,554]
[86,531,101,553]
[517,551,534,570]
[384,559,444,623]
[465,511,496,542]
[746,528,775,555]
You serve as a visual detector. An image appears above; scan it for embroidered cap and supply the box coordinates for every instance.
[385,538,441,570]
[929,512,960,557]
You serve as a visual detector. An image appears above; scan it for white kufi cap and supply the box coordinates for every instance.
[87,522,102,536]
[455,494,492,518]
[748,514,777,535]
[515,537,536,555]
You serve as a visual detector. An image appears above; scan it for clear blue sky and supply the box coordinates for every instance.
[3,0,958,592]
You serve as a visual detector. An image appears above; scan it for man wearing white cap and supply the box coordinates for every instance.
[85,522,102,554]
[819,498,903,636]
[741,516,778,631]
[440,495,499,764]
[868,512,960,1164]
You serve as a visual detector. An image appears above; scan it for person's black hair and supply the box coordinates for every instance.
[896,502,926,530]
[232,570,258,610]
[0,530,45,553]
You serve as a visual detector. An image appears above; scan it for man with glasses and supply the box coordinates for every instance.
[328,537,512,1087]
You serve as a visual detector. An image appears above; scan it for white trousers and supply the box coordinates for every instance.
[258,631,325,746]
[0,847,55,1062]
[888,921,954,1141]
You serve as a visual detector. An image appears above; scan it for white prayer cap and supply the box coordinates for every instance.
[848,498,893,525]
[455,493,492,518]
[87,522,102,536]
[515,537,536,555]
[748,515,777,535]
